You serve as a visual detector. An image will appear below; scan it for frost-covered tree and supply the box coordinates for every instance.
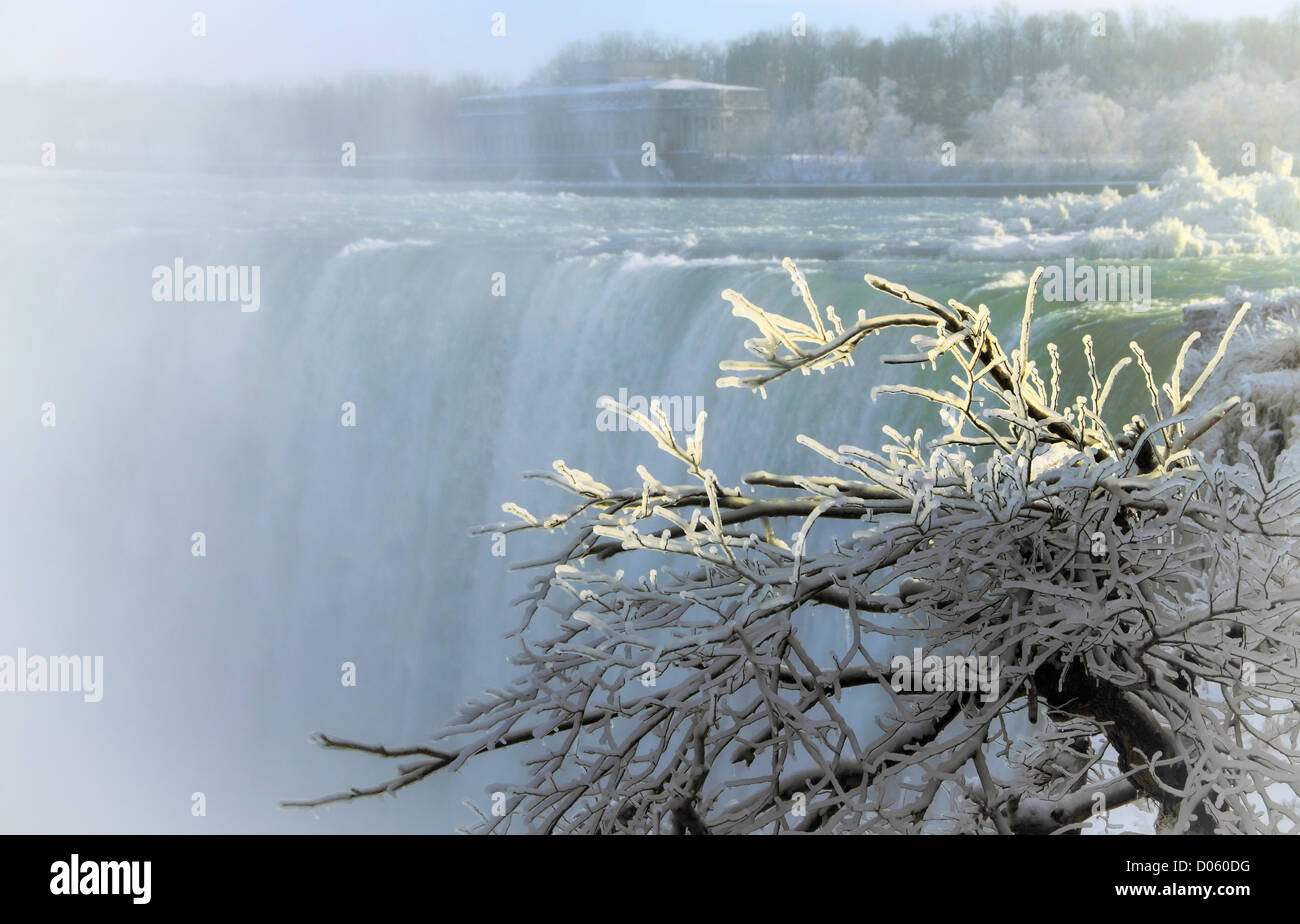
[1026,68,1127,159]
[965,67,1128,164]
[1137,74,1300,169]
[962,86,1039,164]
[857,79,944,165]
[288,262,1300,834]
[811,77,872,157]
[804,77,941,165]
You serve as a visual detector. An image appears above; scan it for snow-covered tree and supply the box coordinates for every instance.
[963,86,1039,163]
[288,262,1300,834]
[965,67,1128,164]
[806,77,941,163]
[1137,74,1300,168]
[811,76,872,157]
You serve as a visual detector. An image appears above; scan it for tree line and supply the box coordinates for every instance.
[534,6,1300,140]
[6,5,1300,170]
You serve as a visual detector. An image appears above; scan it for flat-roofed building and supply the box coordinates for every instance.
[455,74,770,179]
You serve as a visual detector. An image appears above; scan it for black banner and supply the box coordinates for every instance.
[1,834,1279,910]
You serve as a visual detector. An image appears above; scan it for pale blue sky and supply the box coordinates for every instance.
[0,0,1294,86]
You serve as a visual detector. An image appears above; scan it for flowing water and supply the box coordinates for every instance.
[2,163,1298,832]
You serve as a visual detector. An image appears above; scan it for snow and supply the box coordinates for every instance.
[1181,283,1300,480]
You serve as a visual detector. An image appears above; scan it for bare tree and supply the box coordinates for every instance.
[285,261,1300,834]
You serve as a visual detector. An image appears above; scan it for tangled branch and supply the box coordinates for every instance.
[286,259,1300,835]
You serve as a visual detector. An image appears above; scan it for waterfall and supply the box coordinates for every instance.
[5,172,1258,832]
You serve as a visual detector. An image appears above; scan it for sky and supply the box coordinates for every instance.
[1,0,1297,88]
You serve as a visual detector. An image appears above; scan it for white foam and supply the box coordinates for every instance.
[335,237,434,258]
[568,251,767,271]
[961,269,1030,302]
[952,143,1300,259]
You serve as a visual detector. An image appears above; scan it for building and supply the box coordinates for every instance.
[454,67,770,180]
